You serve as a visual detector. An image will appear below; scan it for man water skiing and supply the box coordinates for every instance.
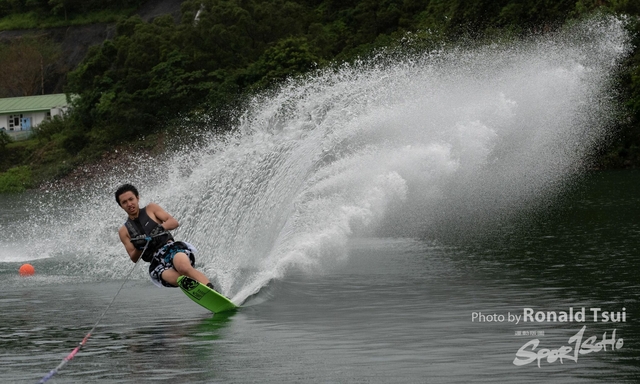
[115,184,215,290]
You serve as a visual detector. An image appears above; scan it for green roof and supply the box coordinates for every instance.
[0,94,68,114]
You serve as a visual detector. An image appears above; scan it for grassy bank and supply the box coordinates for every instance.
[0,165,32,192]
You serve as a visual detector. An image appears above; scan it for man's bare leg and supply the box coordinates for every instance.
[160,252,210,286]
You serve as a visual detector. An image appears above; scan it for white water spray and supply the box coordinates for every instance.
[0,16,630,303]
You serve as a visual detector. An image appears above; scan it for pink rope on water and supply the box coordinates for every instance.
[39,257,141,383]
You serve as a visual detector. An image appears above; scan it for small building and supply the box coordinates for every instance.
[0,94,69,140]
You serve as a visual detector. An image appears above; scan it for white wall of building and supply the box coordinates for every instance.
[0,108,65,139]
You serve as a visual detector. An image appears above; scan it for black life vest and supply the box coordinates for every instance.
[124,206,174,262]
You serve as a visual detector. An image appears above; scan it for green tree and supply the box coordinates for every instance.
[242,36,322,88]
[0,130,12,150]
[67,15,206,140]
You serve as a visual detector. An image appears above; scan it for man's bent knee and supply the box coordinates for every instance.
[173,252,193,274]
[161,269,180,286]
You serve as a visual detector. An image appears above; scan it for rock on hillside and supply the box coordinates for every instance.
[0,0,183,94]
[137,0,183,22]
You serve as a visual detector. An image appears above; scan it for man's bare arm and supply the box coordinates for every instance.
[119,226,142,263]
[147,202,179,230]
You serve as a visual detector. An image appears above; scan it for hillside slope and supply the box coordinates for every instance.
[0,0,183,94]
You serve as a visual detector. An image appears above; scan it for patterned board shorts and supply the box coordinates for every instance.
[148,241,197,287]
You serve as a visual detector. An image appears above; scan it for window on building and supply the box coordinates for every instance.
[7,114,23,131]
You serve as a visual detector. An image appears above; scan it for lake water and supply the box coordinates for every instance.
[1,171,639,383]
[1,15,638,383]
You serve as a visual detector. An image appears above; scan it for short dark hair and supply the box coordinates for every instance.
[115,183,139,205]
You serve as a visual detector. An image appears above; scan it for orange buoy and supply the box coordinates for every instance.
[19,263,35,276]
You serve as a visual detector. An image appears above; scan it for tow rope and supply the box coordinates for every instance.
[38,238,152,383]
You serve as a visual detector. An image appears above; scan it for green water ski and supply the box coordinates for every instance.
[177,276,237,314]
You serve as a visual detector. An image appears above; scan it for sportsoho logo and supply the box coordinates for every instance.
[472,307,627,367]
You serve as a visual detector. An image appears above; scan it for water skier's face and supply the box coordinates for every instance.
[118,191,140,217]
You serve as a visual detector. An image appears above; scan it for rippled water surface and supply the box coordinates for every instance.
[1,171,639,383]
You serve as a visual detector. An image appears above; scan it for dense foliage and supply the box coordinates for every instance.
[0,0,639,188]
